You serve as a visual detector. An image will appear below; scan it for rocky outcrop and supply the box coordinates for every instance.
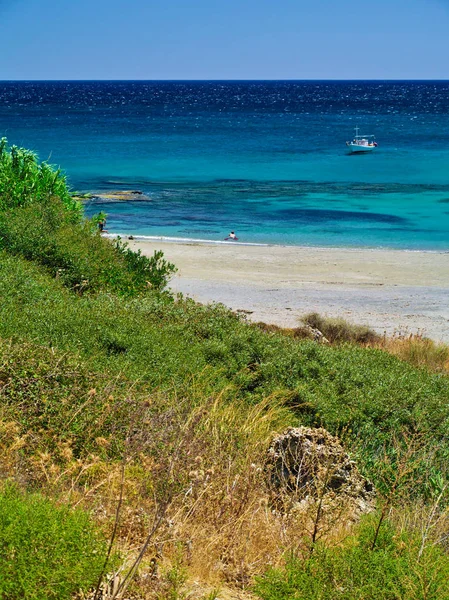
[302,325,330,344]
[255,322,330,343]
[266,426,375,516]
[76,190,150,202]
[93,190,149,202]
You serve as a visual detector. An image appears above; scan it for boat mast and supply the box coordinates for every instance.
[355,126,359,140]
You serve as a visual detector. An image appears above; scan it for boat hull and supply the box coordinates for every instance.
[347,143,376,153]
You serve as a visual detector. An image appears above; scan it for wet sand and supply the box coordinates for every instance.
[127,239,449,342]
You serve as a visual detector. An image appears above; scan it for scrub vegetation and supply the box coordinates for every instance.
[0,483,108,600]
[1,141,449,599]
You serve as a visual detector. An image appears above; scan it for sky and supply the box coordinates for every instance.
[1,0,449,80]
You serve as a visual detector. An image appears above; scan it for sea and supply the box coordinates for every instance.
[1,80,449,250]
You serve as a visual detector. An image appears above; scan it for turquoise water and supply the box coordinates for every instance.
[1,81,449,249]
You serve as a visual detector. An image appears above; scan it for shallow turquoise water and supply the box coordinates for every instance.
[1,81,449,249]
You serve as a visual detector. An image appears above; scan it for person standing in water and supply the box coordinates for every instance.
[225,231,238,241]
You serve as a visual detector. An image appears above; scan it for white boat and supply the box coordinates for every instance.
[346,127,378,153]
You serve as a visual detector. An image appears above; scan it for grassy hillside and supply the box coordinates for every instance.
[1,140,449,599]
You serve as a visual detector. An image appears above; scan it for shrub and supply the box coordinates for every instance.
[302,312,381,344]
[0,482,108,600]
[0,199,176,295]
[0,138,81,218]
[254,515,449,600]
[0,139,176,295]
[1,253,449,494]
[113,238,177,291]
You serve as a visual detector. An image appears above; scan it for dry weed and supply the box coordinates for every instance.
[380,332,449,373]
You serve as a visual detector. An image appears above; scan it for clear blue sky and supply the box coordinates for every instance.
[1,0,449,80]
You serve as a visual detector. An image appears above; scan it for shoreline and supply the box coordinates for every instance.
[106,232,449,253]
[125,238,449,343]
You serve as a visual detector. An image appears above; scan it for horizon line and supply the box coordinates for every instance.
[1,78,449,83]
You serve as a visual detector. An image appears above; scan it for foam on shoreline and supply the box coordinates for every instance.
[104,232,447,254]
[104,233,270,247]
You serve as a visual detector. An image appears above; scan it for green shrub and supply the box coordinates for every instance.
[0,199,176,295]
[0,483,108,600]
[254,516,449,600]
[0,138,81,218]
[0,139,176,295]
[113,238,177,291]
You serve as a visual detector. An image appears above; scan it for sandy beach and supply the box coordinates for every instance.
[127,238,449,343]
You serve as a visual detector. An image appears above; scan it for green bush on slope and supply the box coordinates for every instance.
[0,483,108,600]
[0,138,81,217]
[0,157,176,295]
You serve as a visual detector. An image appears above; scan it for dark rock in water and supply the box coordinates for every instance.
[266,426,375,517]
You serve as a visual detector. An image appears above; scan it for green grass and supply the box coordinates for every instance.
[0,483,108,600]
[1,251,449,493]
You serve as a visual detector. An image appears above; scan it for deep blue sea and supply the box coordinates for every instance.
[1,80,449,249]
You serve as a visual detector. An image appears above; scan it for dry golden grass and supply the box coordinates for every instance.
[379,333,449,373]
[4,389,337,598]
[1,391,299,597]
[292,312,449,373]
[87,395,365,598]
[3,352,448,598]
[5,388,448,599]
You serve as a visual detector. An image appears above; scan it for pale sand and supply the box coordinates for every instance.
[128,239,449,342]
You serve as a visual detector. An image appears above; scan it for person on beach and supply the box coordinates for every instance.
[225,231,238,241]
[98,218,107,233]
